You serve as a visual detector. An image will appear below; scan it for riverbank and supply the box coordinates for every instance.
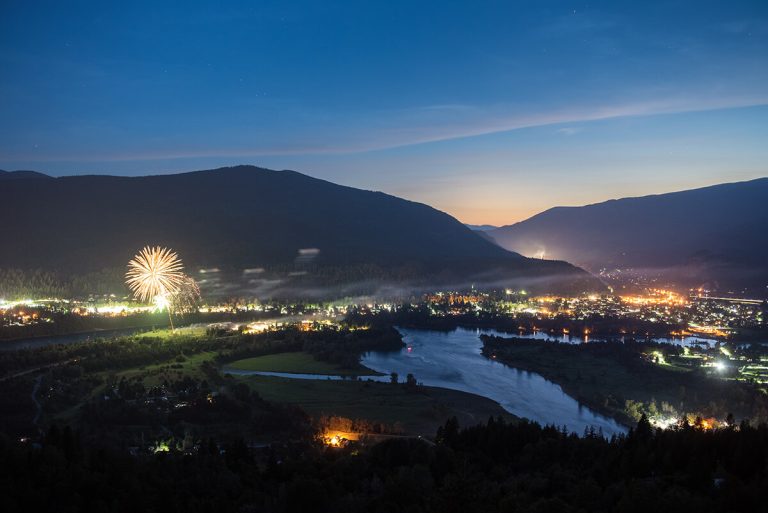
[481,335,768,426]
[240,374,515,436]
[363,327,626,435]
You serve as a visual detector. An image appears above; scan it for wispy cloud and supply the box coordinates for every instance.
[556,127,582,136]
[3,94,768,164]
[372,94,768,151]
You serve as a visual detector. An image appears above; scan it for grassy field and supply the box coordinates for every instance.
[110,350,218,386]
[228,351,382,376]
[240,374,514,436]
[134,325,208,340]
[50,350,221,425]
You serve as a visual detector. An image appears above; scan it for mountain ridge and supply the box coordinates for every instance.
[488,177,768,296]
[0,165,599,296]
[0,169,52,181]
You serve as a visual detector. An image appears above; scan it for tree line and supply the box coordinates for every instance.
[1,416,767,512]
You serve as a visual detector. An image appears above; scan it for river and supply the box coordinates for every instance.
[362,327,627,436]
[5,323,630,435]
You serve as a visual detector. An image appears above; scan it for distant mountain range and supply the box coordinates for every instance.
[0,166,598,297]
[0,169,52,181]
[488,178,768,297]
[466,224,499,232]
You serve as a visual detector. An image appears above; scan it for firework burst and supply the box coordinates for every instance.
[125,246,185,303]
[171,275,202,314]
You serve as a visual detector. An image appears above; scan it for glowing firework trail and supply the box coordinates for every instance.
[171,275,202,314]
[125,246,185,302]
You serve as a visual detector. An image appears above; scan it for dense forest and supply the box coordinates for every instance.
[1,416,767,513]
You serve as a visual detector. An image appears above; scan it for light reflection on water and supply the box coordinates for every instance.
[504,329,718,347]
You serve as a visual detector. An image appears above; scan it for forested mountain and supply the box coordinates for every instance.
[488,178,768,296]
[0,166,597,296]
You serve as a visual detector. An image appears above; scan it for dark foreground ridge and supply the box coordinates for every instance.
[2,417,767,513]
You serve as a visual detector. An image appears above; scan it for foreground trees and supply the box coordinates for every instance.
[1,416,767,513]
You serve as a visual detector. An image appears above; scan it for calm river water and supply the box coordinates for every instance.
[362,327,627,436]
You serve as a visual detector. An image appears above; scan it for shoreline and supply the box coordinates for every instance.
[479,336,637,427]
[239,372,517,436]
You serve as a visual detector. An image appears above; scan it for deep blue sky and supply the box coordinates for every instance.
[1,0,766,224]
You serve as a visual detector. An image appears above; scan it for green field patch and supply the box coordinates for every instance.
[228,351,381,376]
[134,326,208,340]
[240,374,514,436]
[105,350,218,387]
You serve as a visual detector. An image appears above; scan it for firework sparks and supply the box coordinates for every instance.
[125,246,185,303]
[171,275,202,314]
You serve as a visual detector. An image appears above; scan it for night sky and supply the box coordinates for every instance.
[1,0,766,224]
